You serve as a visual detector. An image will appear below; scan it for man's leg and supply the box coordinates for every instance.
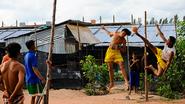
[129,71,134,95]
[135,70,139,93]
[31,96,36,104]
[136,33,157,54]
[107,62,114,90]
[145,64,163,77]
[118,62,129,89]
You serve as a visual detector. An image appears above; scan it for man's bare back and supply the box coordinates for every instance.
[0,59,25,101]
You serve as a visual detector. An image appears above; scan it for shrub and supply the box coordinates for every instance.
[80,55,109,95]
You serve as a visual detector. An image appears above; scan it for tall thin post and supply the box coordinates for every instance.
[44,0,57,104]
[100,16,102,23]
[34,23,38,49]
[82,16,85,22]
[113,15,115,23]
[2,21,4,27]
[174,15,177,38]
[77,21,81,50]
[16,20,18,27]
[126,30,130,94]
[131,14,134,24]
[144,11,148,101]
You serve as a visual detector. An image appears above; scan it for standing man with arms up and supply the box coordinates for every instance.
[0,42,25,104]
[101,26,131,91]
[24,40,46,104]
[132,25,176,77]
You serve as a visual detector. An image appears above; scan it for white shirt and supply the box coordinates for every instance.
[162,44,175,61]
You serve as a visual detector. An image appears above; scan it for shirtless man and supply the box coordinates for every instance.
[101,26,131,91]
[0,42,25,104]
[132,25,176,77]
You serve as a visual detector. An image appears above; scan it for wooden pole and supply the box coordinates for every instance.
[144,11,148,101]
[174,15,177,38]
[113,15,115,23]
[126,30,130,95]
[44,0,57,104]
[34,23,38,49]
[16,20,18,27]
[77,21,81,50]
[100,16,102,23]
[82,16,84,22]
[131,14,134,24]
[2,21,4,27]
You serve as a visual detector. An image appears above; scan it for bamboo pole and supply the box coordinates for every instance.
[174,15,177,38]
[113,15,115,23]
[126,30,130,95]
[131,14,134,24]
[144,11,148,101]
[34,23,38,50]
[77,21,81,50]
[44,0,57,104]
[100,16,102,23]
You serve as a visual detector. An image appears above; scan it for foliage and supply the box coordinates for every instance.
[176,21,185,37]
[139,73,156,91]
[114,72,123,81]
[80,55,109,95]
[156,21,185,99]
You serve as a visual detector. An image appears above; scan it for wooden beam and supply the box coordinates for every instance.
[144,11,149,101]
[44,0,57,104]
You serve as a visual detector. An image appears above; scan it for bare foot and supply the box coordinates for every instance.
[124,83,129,91]
[108,82,114,91]
[134,87,138,94]
[128,87,131,95]
[145,65,153,70]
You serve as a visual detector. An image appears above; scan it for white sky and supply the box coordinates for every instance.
[0,0,185,26]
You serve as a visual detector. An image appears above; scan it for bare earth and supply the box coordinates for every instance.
[1,86,185,104]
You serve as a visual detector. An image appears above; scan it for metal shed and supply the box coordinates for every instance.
[4,20,100,54]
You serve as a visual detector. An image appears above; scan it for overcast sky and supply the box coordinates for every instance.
[0,0,184,26]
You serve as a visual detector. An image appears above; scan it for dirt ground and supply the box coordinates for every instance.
[0,86,185,104]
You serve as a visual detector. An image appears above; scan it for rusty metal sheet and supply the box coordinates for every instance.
[67,24,100,44]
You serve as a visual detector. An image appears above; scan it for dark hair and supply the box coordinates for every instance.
[122,28,131,36]
[6,42,21,58]
[25,40,35,49]
[169,36,176,46]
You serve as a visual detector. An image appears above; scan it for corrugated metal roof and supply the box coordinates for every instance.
[2,20,91,40]
[67,24,101,44]
[3,29,35,39]
[0,29,35,41]
[0,31,15,40]
[89,24,176,46]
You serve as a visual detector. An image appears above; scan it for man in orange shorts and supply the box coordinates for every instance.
[102,26,131,91]
[132,24,176,77]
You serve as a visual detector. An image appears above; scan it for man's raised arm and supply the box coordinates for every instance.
[156,24,167,43]
[101,25,114,37]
